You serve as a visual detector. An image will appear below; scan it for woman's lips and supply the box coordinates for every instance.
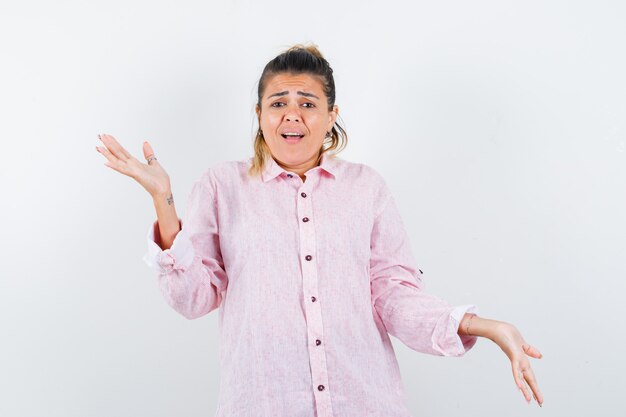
[282,134,304,143]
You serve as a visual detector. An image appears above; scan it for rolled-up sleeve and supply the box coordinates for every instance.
[142,169,228,320]
[369,180,479,357]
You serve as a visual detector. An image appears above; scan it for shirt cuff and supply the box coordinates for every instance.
[142,219,196,274]
[448,304,480,356]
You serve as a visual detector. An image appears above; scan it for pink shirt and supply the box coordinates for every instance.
[143,152,479,417]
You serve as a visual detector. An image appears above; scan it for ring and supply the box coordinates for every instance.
[146,155,157,164]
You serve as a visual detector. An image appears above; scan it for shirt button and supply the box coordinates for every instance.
[316,339,321,346]
[305,255,312,261]
[311,296,317,302]
[318,385,325,391]
[301,192,307,198]
[302,217,309,222]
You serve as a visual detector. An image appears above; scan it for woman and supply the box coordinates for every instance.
[95,44,544,416]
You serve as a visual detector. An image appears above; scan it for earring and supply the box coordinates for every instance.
[325,131,332,138]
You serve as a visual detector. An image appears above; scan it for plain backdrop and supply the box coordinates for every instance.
[1,1,624,416]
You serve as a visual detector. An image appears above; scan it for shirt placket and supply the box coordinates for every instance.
[295,179,334,417]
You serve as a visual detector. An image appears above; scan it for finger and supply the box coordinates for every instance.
[521,366,544,407]
[96,143,132,176]
[97,146,125,173]
[98,133,124,161]
[522,343,543,359]
[100,133,132,161]
[512,365,531,404]
[96,143,121,165]
[142,141,158,165]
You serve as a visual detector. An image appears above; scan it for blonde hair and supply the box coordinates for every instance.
[248,43,348,177]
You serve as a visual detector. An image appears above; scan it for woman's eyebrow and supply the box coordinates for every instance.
[267,91,319,100]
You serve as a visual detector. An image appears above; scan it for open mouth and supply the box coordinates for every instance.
[281,134,305,139]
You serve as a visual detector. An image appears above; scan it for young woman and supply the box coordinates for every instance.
[96,44,543,416]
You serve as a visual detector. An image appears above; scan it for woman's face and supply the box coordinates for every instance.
[256,72,338,170]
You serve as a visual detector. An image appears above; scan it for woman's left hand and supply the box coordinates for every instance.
[491,322,544,407]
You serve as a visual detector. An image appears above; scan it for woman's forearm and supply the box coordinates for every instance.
[458,313,503,340]
[152,189,181,250]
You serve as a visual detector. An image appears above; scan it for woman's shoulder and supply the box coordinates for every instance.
[195,157,254,189]
[333,156,387,187]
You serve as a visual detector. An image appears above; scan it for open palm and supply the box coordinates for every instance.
[95,133,171,197]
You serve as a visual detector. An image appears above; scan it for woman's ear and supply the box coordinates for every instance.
[328,105,339,130]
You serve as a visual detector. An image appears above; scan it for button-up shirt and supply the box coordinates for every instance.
[143,152,479,417]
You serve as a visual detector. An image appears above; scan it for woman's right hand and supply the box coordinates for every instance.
[95,133,172,198]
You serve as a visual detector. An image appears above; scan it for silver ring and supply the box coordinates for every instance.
[146,155,157,164]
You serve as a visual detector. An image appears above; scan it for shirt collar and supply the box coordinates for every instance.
[260,152,338,183]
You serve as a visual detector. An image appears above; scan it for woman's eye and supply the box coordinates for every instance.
[270,102,315,108]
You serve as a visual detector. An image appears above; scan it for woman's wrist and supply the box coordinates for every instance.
[152,187,173,202]
[458,313,505,341]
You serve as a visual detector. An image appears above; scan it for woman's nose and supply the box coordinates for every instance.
[284,104,301,122]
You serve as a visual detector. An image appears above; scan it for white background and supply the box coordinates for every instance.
[1,0,624,416]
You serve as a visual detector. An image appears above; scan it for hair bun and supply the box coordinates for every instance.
[286,43,325,60]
